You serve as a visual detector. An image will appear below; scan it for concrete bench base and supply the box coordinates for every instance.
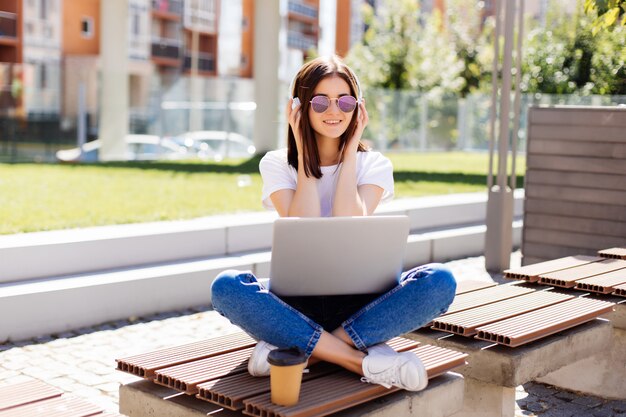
[536,305,626,400]
[449,377,515,417]
[407,319,613,417]
[119,373,465,417]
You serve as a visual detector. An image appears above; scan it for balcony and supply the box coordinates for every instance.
[151,38,182,60]
[0,11,17,40]
[184,0,218,33]
[184,52,215,73]
[287,31,317,51]
[152,0,183,16]
[288,1,318,20]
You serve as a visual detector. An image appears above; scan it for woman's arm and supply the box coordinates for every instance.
[270,167,321,217]
[270,99,322,218]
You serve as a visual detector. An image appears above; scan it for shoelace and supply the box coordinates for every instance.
[361,356,405,389]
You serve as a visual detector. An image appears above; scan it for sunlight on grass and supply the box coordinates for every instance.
[0,152,525,234]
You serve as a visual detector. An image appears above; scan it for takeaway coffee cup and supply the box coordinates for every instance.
[268,347,307,406]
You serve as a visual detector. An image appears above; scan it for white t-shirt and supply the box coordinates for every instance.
[259,148,394,217]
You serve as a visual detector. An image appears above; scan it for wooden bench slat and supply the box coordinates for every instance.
[524,199,626,222]
[454,280,497,295]
[116,332,255,378]
[538,259,626,288]
[612,282,626,297]
[575,268,626,294]
[525,169,626,192]
[154,347,254,394]
[475,298,615,347]
[0,379,63,411]
[504,255,602,282]
[241,345,467,417]
[524,213,626,239]
[527,154,626,176]
[431,291,574,336]
[0,396,103,417]
[195,337,420,410]
[598,247,626,260]
[444,284,534,315]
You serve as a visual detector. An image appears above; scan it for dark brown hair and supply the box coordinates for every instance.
[287,55,368,179]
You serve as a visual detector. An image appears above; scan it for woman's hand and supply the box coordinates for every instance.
[346,100,369,153]
[287,98,304,158]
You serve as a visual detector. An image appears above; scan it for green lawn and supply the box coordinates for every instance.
[0,152,525,235]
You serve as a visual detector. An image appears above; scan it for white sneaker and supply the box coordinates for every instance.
[367,342,396,355]
[361,349,428,391]
[247,340,276,377]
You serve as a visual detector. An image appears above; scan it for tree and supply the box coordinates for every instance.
[345,0,423,90]
[521,4,626,95]
[584,0,626,34]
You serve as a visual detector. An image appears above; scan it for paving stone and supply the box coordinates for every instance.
[524,383,559,397]
[592,409,614,417]
[540,410,576,417]
[54,331,78,339]
[33,335,55,344]
[1,375,34,385]
[555,391,580,401]
[95,382,121,394]
[0,344,14,352]
[572,396,605,408]
[607,401,626,413]
[0,370,19,380]
[525,401,548,413]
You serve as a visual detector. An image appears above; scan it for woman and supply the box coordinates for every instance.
[211,55,456,392]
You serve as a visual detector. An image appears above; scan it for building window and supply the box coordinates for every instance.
[40,64,47,89]
[81,17,93,38]
[132,13,140,35]
[40,0,48,20]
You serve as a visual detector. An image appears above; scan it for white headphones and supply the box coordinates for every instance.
[289,68,363,110]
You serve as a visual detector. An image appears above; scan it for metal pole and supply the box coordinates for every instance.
[497,1,515,188]
[487,0,501,188]
[485,0,519,272]
[510,0,525,190]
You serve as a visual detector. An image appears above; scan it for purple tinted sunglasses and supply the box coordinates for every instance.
[309,95,358,113]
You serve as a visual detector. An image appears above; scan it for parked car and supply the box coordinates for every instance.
[56,135,191,163]
[170,131,256,161]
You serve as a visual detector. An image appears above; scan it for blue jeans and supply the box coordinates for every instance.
[210,263,456,357]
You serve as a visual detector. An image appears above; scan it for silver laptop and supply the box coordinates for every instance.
[269,216,410,296]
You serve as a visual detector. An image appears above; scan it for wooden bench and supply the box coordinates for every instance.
[501,246,626,400]
[0,378,122,417]
[116,335,468,417]
[115,270,617,417]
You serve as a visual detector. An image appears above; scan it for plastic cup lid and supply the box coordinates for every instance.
[267,347,307,366]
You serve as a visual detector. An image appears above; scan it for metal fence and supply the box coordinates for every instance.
[1,73,625,162]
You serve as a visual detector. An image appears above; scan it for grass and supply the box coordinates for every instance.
[0,152,525,235]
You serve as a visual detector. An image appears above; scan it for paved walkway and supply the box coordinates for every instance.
[1,253,624,417]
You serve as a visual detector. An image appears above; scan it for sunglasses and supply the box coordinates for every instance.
[309,95,358,113]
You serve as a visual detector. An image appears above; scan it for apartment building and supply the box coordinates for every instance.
[183,0,219,76]
[0,0,23,117]
[0,0,61,117]
[62,0,153,130]
[151,0,184,86]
